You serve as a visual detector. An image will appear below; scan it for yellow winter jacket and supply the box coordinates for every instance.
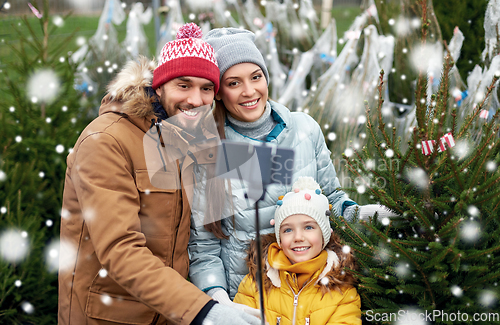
[234,234,361,325]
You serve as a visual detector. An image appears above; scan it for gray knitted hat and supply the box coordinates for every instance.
[204,28,269,84]
[274,177,332,249]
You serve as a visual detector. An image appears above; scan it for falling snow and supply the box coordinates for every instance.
[21,301,35,314]
[453,140,471,160]
[410,43,442,74]
[467,205,480,217]
[56,144,65,153]
[46,239,77,272]
[0,229,30,263]
[478,290,497,308]
[101,294,113,305]
[395,262,410,278]
[407,168,429,190]
[27,69,60,104]
[460,221,480,242]
[486,160,497,172]
[450,285,463,297]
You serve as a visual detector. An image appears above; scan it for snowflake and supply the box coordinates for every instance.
[478,290,497,308]
[460,221,480,242]
[27,69,60,104]
[21,302,35,314]
[99,269,108,278]
[450,285,463,297]
[46,239,76,272]
[0,229,30,263]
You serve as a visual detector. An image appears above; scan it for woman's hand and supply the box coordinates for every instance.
[209,288,262,319]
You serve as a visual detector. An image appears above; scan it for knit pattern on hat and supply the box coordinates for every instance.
[274,177,332,249]
[203,28,269,84]
[153,23,219,92]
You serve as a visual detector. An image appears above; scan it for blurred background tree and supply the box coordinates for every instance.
[434,0,488,82]
[0,1,93,323]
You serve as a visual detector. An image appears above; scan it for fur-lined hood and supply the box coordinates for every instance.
[245,233,357,294]
[100,56,158,119]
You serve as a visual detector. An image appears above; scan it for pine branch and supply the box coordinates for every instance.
[399,139,415,172]
[403,196,433,229]
[437,216,464,239]
[463,271,500,291]
[376,72,392,149]
[20,16,44,57]
[465,131,498,191]
[471,185,500,206]
[458,76,499,139]
[463,245,500,261]
[445,150,465,190]
[451,107,458,136]
[369,223,436,306]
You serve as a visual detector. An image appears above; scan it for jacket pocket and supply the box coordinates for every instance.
[86,291,156,325]
[135,169,180,235]
[135,169,180,266]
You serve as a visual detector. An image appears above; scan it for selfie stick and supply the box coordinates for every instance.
[253,197,266,324]
[216,141,294,325]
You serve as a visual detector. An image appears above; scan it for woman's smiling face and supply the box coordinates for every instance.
[216,62,268,123]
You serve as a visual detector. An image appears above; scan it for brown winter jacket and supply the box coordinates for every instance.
[58,57,214,325]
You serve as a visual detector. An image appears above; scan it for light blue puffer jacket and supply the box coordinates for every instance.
[188,100,356,298]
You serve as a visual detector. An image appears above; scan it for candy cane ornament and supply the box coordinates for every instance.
[421,133,456,156]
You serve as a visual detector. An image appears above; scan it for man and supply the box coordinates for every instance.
[58,23,260,325]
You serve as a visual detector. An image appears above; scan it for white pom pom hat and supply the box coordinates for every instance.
[274,177,332,248]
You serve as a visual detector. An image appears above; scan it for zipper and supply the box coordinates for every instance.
[286,277,313,325]
[292,293,299,325]
[305,317,310,325]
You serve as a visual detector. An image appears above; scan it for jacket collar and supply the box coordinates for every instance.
[266,247,339,289]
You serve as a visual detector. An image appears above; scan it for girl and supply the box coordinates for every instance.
[234,177,361,325]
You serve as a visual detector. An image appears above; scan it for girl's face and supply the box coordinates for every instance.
[216,62,268,123]
[279,214,323,265]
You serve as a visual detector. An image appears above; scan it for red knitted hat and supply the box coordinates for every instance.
[152,23,219,93]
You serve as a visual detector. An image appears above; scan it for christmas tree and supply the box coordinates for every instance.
[333,0,500,323]
[0,1,93,323]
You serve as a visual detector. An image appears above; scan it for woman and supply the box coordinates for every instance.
[188,28,391,307]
